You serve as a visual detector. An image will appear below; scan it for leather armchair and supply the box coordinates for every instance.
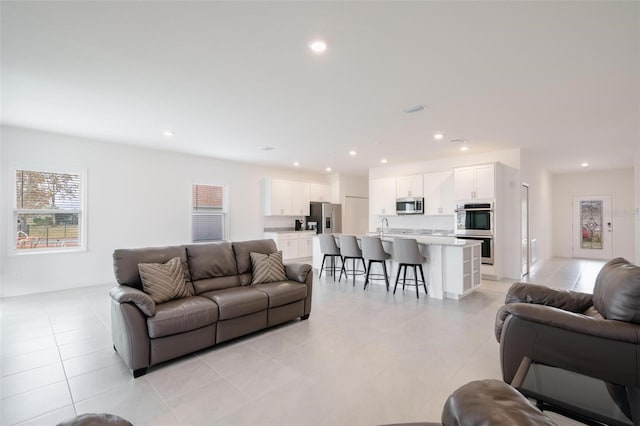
[495,257,640,421]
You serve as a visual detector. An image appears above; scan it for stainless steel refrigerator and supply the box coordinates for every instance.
[307,202,341,234]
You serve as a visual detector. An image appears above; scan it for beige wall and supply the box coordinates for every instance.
[1,125,329,297]
[552,168,635,260]
[636,140,640,264]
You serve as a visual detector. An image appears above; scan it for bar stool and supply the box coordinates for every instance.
[361,236,392,291]
[338,235,367,285]
[392,238,428,299]
[318,234,342,281]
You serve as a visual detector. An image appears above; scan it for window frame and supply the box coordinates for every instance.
[189,181,228,244]
[11,165,87,255]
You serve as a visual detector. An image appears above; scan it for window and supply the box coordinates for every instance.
[14,169,84,252]
[191,184,226,242]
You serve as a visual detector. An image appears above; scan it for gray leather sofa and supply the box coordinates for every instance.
[495,257,640,422]
[110,239,312,377]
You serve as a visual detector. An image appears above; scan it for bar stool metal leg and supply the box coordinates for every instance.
[319,255,327,278]
[419,265,427,294]
[382,261,390,291]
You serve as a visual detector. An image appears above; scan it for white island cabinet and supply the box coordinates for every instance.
[312,234,481,300]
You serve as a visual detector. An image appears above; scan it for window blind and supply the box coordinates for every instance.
[15,169,83,251]
[192,184,225,242]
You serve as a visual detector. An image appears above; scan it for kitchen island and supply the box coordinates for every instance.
[312,233,482,300]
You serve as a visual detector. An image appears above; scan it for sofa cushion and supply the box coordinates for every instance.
[185,243,241,293]
[232,240,278,285]
[593,257,640,324]
[139,257,193,304]
[185,242,238,280]
[113,245,191,291]
[147,296,218,338]
[250,251,287,284]
[253,281,308,308]
[200,287,268,320]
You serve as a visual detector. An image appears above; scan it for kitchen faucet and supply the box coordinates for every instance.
[381,218,389,237]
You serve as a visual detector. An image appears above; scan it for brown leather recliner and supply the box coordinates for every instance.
[110,239,312,378]
[495,257,640,421]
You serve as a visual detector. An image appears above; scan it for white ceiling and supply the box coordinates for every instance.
[2,1,639,176]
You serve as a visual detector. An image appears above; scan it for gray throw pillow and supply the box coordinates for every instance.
[250,251,287,284]
[138,257,193,303]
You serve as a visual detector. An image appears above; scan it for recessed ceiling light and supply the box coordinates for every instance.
[460,146,469,152]
[380,158,388,164]
[163,130,174,137]
[581,162,590,168]
[309,40,327,53]
[325,167,332,172]
[349,150,357,156]
[402,104,425,114]
[293,161,300,167]
[433,132,444,140]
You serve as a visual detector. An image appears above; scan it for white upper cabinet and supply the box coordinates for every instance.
[370,177,397,216]
[291,181,310,216]
[265,179,292,215]
[453,164,495,200]
[396,175,424,198]
[309,183,331,202]
[473,164,495,200]
[423,171,454,215]
[264,178,310,216]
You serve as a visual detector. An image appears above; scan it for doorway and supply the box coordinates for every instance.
[521,184,530,277]
[572,195,613,259]
[343,196,369,236]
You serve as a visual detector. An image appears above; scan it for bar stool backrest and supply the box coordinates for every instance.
[392,238,425,264]
[319,234,340,255]
[361,236,391,261]
[339,235,362,257]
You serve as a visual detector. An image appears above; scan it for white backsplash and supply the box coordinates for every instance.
[263,216,305,230]
[379,214,455,232]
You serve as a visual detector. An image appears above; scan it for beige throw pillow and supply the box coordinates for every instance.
[138,257,193,303]
[250,251,287,285]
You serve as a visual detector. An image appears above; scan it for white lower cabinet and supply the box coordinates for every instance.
[264,231,315,261]
[298,234,313,258]
[443,243,481,299]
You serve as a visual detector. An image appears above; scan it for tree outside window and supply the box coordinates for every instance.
[15,169,83,251]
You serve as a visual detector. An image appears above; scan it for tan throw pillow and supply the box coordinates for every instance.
[250,251,287,285]
[138,257,193,303]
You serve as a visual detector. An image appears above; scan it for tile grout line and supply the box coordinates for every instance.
[50,311,78,420]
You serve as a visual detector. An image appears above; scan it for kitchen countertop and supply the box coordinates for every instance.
[264,230,316,234]
[313,232,480,247]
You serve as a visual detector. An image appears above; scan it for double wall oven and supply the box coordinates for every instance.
[455,202,494,265]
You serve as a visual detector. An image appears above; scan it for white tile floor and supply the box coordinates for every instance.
[0,257,605,425]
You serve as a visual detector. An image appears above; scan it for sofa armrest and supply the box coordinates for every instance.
[498,303,639,344]
[505,282,593,311]
[285,263,312,283]
[109,285,156,316]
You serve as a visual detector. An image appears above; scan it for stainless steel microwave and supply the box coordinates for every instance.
[396,197,424,215]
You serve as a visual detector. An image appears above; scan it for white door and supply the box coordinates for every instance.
[343,196,369,236]
[572,195,613,259]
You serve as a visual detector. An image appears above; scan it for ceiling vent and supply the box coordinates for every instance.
[261,146,275,151]
[449,139,465,144]
[402,104,425,114]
